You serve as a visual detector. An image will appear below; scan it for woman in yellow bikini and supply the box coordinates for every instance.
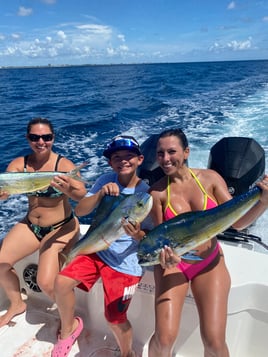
[148,128,268,357]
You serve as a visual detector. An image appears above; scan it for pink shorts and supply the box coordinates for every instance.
[177,242,220,281]
[59,253,141,324]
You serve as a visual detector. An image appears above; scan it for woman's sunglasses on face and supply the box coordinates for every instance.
[28,133,54,142]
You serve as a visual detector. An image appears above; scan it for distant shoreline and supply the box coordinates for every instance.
[0,63,127,70]
[1,58,267,70]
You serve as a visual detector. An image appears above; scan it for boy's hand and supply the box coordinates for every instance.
[122,219,143,241]
[101,182,120,196]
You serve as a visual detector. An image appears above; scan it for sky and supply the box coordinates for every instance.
[0,0,268,67]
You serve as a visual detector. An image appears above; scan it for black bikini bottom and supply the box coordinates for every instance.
[27,211,75,241]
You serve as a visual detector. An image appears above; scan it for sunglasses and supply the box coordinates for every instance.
[108,137,139,150]
[28,133,54,142]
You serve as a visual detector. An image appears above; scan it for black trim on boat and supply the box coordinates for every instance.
[218,228,268,251]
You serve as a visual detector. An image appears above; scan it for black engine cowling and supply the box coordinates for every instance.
[208,137,265,196]
[138,134,165,186]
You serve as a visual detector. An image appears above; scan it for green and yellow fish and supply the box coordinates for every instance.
[64,192,153,264]
[138,186,261,266]
[0,161,89,195]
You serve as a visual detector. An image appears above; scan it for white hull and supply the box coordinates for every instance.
[1,226,268,356]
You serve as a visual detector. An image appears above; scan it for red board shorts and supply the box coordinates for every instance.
[59,253,141,324]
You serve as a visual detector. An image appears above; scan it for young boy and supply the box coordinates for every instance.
[51,135,150,357]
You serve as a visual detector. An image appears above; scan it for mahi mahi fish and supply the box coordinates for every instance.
[0,161,89,195]
[138,186,261,266]
[64,192,153,264]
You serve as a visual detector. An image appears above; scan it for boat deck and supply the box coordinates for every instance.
[0,289,141,357]
[1,243,268,356]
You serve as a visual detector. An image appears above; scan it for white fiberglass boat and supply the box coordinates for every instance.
[1,136,268,356]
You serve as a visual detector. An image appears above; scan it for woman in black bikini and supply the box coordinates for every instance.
[0,117,87,327]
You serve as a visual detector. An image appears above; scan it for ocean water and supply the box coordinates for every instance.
[1,60,268,252]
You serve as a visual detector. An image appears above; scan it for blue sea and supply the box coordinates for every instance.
[1,60,268,251]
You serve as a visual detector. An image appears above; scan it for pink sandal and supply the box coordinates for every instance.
[51,316,83,357]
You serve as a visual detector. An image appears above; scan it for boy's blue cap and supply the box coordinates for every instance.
[103,135,142,159]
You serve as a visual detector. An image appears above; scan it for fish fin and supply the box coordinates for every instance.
[181,251,203,261]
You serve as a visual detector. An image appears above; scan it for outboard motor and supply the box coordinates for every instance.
[138,134,165,186]
[208,137,265,196]
[138,133,189,186]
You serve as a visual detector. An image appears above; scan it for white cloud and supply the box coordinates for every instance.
[118,34,126,42]
[263,16,268,22]
[76,24,113,38]
[11,33,20,40]
[5,46,16,55]
[0,22,129,62]
[57,31,67,40]
[227,2,236,10]
[119,44,129,51]
[107,47,115,55]
[17,7,33,17]
[227,39,252,50]
[210,37,252,52]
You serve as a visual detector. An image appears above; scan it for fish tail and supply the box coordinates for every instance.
[59,252,71,268]
[76,160,91,171]
[71,160,90,174]
[69,160,90,183]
